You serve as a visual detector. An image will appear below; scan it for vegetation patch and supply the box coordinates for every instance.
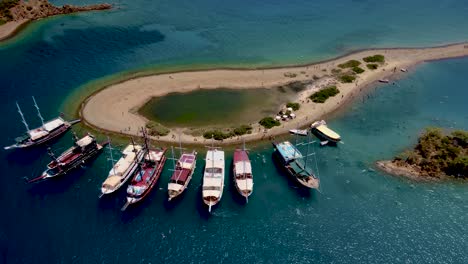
[352,66,365,74]
[0,0,19,21]
[202,125,253,140]
[259,117,280,129]
[392,128,468,178]
[284,72,297,78]
[203,130,231,140]
[339,74,356,83]
[309,86,340,103]
[338,60,361,69]
[363,54,385,63]
[331,68,342,75]
[366,63,379,70]
[286,102,300,111]
[233,125,253,136]
[145,121,170,136]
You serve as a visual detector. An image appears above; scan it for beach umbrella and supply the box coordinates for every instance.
[287,107,293,111]
[282,115,288,119]
[290,113,296,118]
[275,116,281,120]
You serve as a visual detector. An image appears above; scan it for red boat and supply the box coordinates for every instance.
[233,148,253,201]
[121,148,167,210]
[28,133,107,183]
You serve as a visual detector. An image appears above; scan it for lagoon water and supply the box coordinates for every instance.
[1,0,468,263]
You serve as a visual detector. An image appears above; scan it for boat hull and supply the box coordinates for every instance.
[168,171,193,201]
[311,128,340,143]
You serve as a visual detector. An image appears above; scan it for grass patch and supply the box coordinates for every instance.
[310,86,340,103]
[363,55,385,63]
[352,66,365,74]
[338,60,361,69]
[331,68,342,74]
[286,102,300,111]
[259,117,280,129]
[366,63,379,70]
[339,74,356,83]
[145,121,170,136]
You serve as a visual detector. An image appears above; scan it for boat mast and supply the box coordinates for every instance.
[107,136,116,175]
[32,96,45,126]
[16,102,30,132]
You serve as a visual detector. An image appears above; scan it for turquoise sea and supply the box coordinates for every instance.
[1,0,468,263]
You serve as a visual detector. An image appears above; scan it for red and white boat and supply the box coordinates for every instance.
[28,133,107,183]
[167,150,197,201]
[233,147,253,201]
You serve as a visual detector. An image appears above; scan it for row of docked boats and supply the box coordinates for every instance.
[6,98,343,212]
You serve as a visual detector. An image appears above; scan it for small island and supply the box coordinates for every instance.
[0,0,111,41]
[377,128,468,180]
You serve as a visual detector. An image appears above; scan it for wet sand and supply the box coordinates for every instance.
[0,19,29,41]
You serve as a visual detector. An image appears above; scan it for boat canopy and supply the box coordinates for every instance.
[43,118,65,132]
[316,124,341,141]
[76,135,94,147]
[276,141,302,161]
[170,169,190,182]
[102,175,122,189]
[122,144,141,155]
[205,150,224,169]
[179,154,195,169]
[289,159,315,178]
[146,150,164,162]
[234,161,252,175]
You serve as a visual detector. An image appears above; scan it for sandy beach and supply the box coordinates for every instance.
[81,42,468,145]
[0,19,29,41]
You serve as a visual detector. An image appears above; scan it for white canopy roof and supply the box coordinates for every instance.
[234,161,252,174]
[205,150,224,170]
[43,118,65,132]
[76,135,94,147]
[29,129,48,140]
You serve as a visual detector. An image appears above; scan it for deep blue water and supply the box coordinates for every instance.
[1,1,468,263]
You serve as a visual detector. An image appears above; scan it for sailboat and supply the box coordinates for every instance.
[202,138,225,212]
[167,137,197,201]
[27,132,108,183]
[100,138,144,197]
[5,97,80,150]
[232,140,253,201]
[122,128,167,211]
[272,131,320,189]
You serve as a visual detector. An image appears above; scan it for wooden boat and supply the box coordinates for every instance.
[272,139,319,189]
[167,149,197,201]
[311,120,341,143]
[122,129,166,210]
[5,98,80,150]
[100,141,144,197]
[202,141,225,212]
[233,145,253,201]
[28,133,107,183]
[289,129,308,136]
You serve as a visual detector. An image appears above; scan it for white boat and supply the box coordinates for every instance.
[202,147,225,212]
[100,143,144,197]
[289,129,308,136]
[378,78,390,83]
[400,68,408,72]
[311,120,341,143]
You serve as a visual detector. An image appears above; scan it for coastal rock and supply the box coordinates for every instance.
[3,0,111,22]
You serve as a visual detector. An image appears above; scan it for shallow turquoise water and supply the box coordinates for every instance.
[1,1,468,263]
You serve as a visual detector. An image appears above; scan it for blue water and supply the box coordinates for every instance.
[1,1,468,263]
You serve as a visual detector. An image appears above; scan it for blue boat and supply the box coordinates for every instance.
[272,140,320,189]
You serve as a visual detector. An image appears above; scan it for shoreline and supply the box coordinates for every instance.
[0,19,30,42]
[80,42,468,145]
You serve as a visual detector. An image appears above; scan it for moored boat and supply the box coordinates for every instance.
[122,130,166,210]
[5,98,80,150]
[167,149,197,201]
[233,147,253,201]
[272,140,319,189]
[289,129,308,136]
[100,142,144,197]
[28,133,107,183]
[378,78,390,83]
[311,120,341,143]
[202,145,225,212]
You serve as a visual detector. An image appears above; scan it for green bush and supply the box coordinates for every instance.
[338,60,361,69]
[366,63,378,70]
[145,121,170,136]
[259,117,280,129]
[352,66,365,74]
[310,86,340,103]
[0,0,19,21]
[203,130,232,140]
[363,55,385,63]
[286,102,300,111]
[331,68,342,74]
[233,125,253,136]
[339,75,356,83]
[284,72,297,78]
[0,18,5,25]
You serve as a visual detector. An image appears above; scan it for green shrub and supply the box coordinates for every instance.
[233,125,253,136]
[286,102,300,111]
[366,63,378,70]
[0,19,5,25]
[338,60,361,69]
[310,86,340,103]
[145,121,170,136]
[339,75,356,83]
[259,117,280,129]
[363,55,385,63]
[331,68,342,74]
[284,72,297,78]
[352,66,365,74]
